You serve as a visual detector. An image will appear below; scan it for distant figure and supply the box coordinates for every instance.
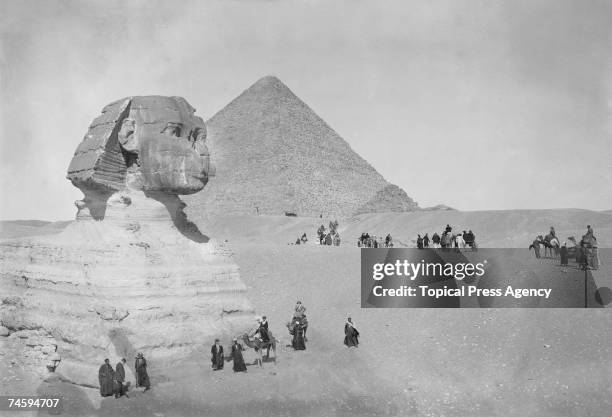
[114,358,128,398]
[530,238,541,259]
[417,234,423,249]
[259,316,270,343]
[423,233,429,248]
[550,226,556,238]
[432,233,440,248]
[211,339,224,370]
[385,234,392,248]
[587,225,594,237]
[344,317,359,348]
[293,301,306,319]
[445,224,452,234]
[333,233,341,246]
[135,353,150,391]
[301,233,308,244]
[560,242,568,272]
[231,339,247,372]
[292,320,306,350]
[318,225,326,244]
[325,233,333,245]
[99,358,115,397]
[295,238,301,245]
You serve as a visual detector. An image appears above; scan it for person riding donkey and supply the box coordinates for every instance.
[292,301,308,341]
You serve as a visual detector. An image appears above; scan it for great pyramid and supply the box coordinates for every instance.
[184,76,419,218]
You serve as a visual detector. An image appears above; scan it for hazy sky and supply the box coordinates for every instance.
[1,0,611,220]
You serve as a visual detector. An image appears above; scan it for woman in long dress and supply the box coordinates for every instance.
[98,358,115,397]
[231,339,247,372]
[135,353,151,391]
[344,317,359,347]
[292,320,306,350]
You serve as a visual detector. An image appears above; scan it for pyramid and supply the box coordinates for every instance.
[184,76,419,218]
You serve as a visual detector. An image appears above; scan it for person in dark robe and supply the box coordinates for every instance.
[344,317,360,347]
[417,234,423,249]
[259,316,270,343]
[114,358,128,398]
[98,358,115,397]
[325,233,333,245]
[423,234,429,248]
[231,339,247,372]
[292,320,306,350]
[301,233,308,243]
[134,353,151,391]
[211,339,224,370]
[560,242,569,272]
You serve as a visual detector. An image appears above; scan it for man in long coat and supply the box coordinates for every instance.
[211,339,224,370]
[344,317,360,347]
[98,358,115,397]
[115,358,128,398]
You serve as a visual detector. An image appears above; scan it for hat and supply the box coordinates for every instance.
[262,316,267,320]
[233,338,238,342]
[214,338,220,342]
[136,352,143,358]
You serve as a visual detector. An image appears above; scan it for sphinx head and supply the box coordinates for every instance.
[68,96,213,194]
[67,96,214,219]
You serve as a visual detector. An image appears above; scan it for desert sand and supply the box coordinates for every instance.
[1,210,611,417]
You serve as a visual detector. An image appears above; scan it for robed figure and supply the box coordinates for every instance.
[98,359,115,397]
[135,353,151,390]
[292,321,306,350]
[114,359,128,398]
[344,318,360,347]
[231,340,247,372]
[211,340,224,370]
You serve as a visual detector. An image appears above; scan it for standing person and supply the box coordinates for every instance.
[417,234,423,249]
[344,317,360,348]
[423,233,430,248]
[114,358,128,398]
[530,238,541,259]
[292,320,306,350]
[231,338,247,372]
[135,353,151,391]
[560,242,569,273]
[98,359,115,397]
[211,339,224,370]
[293,301,306,320]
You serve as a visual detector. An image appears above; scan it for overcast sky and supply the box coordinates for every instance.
[1,0,611,220]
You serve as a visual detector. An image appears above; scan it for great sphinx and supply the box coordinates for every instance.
[0,96,254,387]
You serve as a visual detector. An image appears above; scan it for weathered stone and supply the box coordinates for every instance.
[67,96,214,220]
[0,95,254,387]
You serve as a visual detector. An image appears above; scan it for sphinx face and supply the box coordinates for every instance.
[120,96,213,194]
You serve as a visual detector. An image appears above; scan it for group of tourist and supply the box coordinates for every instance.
[417,225,476,249]
[531,225,599,271]
[317,220,341,246]
[210,338,248,373]
[358,233,393,248]
[100,300,361,394]
[98,353,150,398]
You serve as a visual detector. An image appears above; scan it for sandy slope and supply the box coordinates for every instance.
[2,210,612,416]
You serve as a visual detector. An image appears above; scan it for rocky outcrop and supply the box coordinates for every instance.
[184,76,419,219]
[0,96,253,387]
[354,184,419,215]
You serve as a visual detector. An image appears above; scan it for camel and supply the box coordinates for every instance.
[241,330,278,367]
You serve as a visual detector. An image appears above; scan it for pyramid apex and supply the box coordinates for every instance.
[255,75,282,85]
